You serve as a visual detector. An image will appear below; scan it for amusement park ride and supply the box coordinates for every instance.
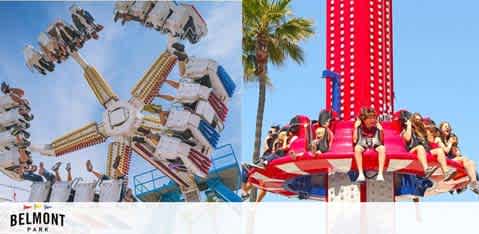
[0,83,33,181]
[246,0,474,202]
[0,2,240,202]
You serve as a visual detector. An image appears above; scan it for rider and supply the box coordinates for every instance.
[38,32,68,63]
[425,124,455,181]
[86,160,129,201]
[113,1,135,25]
[70,5,103,39]
[48,21,84,52]
[353,107,386,181]
[15,163,43,182]
[122,188,138,202]
[37,162,72,184]
[312,110,334,155]
[438,122,479,193]
[402,113,453,180]
[86,159,116,181]
[240,124,280,200]
[23,45,55,75]
[261,125,280,163]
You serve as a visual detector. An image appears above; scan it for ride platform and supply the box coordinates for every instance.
[247,114,469,202]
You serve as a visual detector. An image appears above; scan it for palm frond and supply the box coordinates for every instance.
[242,0,314,81]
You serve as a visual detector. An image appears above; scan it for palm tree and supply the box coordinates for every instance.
[243,0,314,200]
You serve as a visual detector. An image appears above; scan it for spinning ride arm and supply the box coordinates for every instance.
[129,51,177,109]
[31,122,107,157]
[106,136,132,178]
[71,52,120,108]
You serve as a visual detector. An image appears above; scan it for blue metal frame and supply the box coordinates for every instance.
[133,144,241,201]
[322,69,341,115]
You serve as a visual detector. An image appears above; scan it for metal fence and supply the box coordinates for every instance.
[133,144,239,196]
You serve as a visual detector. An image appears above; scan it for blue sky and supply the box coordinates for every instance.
[0,1,241,201]
[242,0,479,201]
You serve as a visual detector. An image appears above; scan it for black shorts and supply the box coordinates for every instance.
[407,142,429,152]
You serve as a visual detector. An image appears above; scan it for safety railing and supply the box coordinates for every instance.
[133,144,239,197]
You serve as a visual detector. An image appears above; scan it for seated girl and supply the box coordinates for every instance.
[262,130,288,164]
[425,126,455,181]
[286,126,299,159]
[312,127,333,155]
[259,125,280,164]
[438,122,479,194]
[242,130,291,202]
[401,113,453,180]
[312,110,335,155]
[240,125,279,200]
[353,107,386,181]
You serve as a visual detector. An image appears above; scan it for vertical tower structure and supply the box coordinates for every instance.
[326,0,394,120]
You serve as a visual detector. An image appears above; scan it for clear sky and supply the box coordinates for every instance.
[242,0,479,201]
[0,1,241,201]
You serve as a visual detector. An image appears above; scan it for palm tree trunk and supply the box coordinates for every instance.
[250,72,266,201]
[249,33,269,202]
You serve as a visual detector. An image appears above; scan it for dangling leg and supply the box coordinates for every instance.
[463,159,478,183]
[241,182,253,200]
[240,164,252,200]
[33,64,46,75]
[354,145,366,181]
[376,145,386,181]
[66,162,72,182]
[165,80,180,89]
[178,59,187,77]
[459,158,479,194]
[431,148,453,180]
[52,162,62,182]
[411,146,435,177]
[86,160,108,180]
[18,148,30,164]
[171,39,188,77]
[159,111,169,125]
[256,189,267,202]
[156,94,175,101]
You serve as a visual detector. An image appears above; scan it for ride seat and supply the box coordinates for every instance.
[29,182,50,202]
[155,135,190,160]
[288,138,306,156]
[49,181,73,202]
[74,181,97,202]
[176,82,211,103]
[99,179,123,202]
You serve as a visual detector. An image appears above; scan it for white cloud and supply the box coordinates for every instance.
[189,3,242,62]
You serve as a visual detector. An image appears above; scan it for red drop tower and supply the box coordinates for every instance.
[326,0,394,119]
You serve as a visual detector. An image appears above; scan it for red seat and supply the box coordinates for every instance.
[247,118,469,198]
